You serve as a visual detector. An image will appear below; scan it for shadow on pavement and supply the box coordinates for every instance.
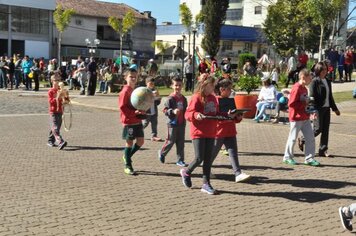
[213,164,294,171]
[64,145,130,151]
[218,190,356,203]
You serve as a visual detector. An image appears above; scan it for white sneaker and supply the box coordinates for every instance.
[235,172,251,182]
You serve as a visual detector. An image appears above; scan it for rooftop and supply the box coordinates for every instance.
[56,0,153,20]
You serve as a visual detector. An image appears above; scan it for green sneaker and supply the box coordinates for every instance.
[124,166,136,175]
[304,159,320,166]
[283,158,297,165]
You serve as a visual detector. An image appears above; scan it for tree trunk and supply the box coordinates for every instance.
[188,32,191,56]
[318,24,324,62]
[120,35,123,73]
[58,32,62,65]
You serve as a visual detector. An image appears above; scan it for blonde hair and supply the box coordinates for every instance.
[194,74,215,104]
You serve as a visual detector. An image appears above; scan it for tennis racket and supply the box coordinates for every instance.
[62,102,72,131]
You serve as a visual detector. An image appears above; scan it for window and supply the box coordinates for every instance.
[0,5,8,31]
[222,41,233,51]
[11,6,48,34]
[244,43,252,52]
[97,25,120,41]
[226,8,243,21]
[255,6,262,14]
[75,19,82,26]
[229,0,242,3]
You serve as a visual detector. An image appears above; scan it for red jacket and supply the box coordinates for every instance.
[118,85,142,125]
[48,88,63,114]
[215,96,241,138]
[185,94,218,139]
[288,83,309,122]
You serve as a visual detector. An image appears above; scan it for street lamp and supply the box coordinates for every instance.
[181,32,186,80]
[85,38,100,57]
[192,28,197,92]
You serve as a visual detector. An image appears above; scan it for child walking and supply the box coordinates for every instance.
[142,77,162,141]
[181,75,231,195]
[211,78,251,182]
[283,69,320,166]
[158,76,188,167]
[47,74,67,150]
[118,68,146,175]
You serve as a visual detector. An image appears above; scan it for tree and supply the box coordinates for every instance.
[263,0,332,55]
[53,4,75,64]
[201,0,229,58]
[151,41,170,64]
[108,11,136,71]
[303,0,346,61]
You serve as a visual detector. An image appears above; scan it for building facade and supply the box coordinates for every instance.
[57,0,156,62]
[0,0,55,58]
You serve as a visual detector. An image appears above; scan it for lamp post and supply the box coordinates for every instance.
[192,28,197,92]
[85,38,100,57]
[181,33,186,80]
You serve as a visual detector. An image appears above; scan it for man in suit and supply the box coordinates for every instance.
[308,62,340,157]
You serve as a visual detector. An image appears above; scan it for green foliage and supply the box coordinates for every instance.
[179,4,193,29]
[201,0,229,57]
[238,53,257,69]
[236,74,261,94]
[279,73,287,86]
[53,4,75,33]
[263,0,329,53]
[151,41,170,64]
[108,11,136,36]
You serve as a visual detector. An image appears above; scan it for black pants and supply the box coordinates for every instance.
[33,74,39,91]
[313,107,331,154]
[185,73,193,92]
[285,70,297,88]
[87,72,97,95]
[187,138,215,184]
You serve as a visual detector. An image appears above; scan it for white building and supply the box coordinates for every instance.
[0,0,56,58]
[56,0,156,62]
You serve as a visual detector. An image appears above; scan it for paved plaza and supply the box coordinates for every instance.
[0,85,356,235]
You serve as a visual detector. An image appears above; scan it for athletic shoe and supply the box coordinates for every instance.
[151,136,162,142]
[176,161,187,167]
[58,141,67,150]
[304,159,320,166]
[283,158,297,165]
[180,168,192,188]
[158,150,165,163]
[235,172,251,183]
[124,166,136,175]
[201,183,217,195]
[47,142,55,147]
[339,207,353,231]
[297,137,304,152]
[319,151,334,158]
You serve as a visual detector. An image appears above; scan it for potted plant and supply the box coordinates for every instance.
[234,74,260,118]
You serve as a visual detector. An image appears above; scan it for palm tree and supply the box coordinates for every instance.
[108,11,136,71]
[53,4,75,64]
[151,41,170,64]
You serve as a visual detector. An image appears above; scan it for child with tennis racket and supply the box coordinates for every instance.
[47,74,67,150]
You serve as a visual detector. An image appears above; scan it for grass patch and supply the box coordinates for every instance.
[156,86,193,97]
[333,91,354,103]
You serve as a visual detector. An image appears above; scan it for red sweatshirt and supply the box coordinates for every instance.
[48,88,63,114]
[215,96,241,138]
[118,85,141,125]
[185,94,218,139]
[288,83,309,122]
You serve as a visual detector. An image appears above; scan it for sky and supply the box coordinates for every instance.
[99,0,180,24]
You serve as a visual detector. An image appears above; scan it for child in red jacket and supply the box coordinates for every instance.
[118,68,146,175]
[211,78,251,182]
[180,75,234,195]
[47,74,67,150]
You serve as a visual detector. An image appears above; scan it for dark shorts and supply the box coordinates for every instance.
[122,124,144,140]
